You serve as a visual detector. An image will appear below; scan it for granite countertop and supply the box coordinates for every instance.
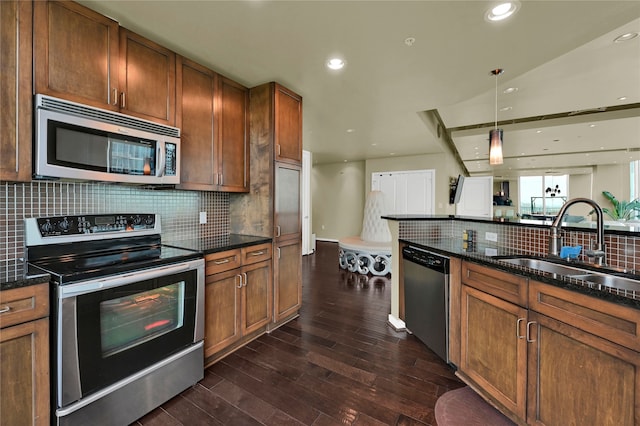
[1,234,272,292]
[1,268,50,292]
[401,237,640,310]
[163,234,272,255]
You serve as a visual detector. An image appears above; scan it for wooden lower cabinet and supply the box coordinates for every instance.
[456,261,640,425]
[460,284,528,422]
[273,238,302,323]
[203,244,272,362]
[527,312,639,426]
[0,283,49,426]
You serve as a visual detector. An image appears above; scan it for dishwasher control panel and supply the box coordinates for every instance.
[402,246,449,272]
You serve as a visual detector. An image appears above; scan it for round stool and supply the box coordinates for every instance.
[435,387,516,426]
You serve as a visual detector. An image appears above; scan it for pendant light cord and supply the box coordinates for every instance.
[494,72,498,131]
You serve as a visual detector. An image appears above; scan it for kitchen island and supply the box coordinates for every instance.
[384,215,640,425]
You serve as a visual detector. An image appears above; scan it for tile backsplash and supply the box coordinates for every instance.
[399,219,640,273]
[1,181,229,282]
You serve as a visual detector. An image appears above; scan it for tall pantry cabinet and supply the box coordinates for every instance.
[230,82,303,328]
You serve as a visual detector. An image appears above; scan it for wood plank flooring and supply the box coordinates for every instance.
[133,241,464,426]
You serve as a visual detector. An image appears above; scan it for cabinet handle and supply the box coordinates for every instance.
[214,258,231,265]
[276,226,281,237]
[219,174,223,186]
[243,273,248,287]
[516,318,525,339]
[121,92,126,109]
[277,144,281,156]
[112,88,118,106]
[277,247,281,259]
[249,251,265,256]
[0,306,10,314]
[526,321,537,343]
[236,274,243,289]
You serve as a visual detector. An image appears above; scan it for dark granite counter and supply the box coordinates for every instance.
[385,214,640,236]
[1,234,271,292]
[1,269,50,292]
[401,237,640,310]
[164,234,272,255]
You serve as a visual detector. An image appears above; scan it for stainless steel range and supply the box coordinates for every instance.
[25,214,204,426]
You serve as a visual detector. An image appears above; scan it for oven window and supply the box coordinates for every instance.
[100,281,185,357]
[75,269,198,398]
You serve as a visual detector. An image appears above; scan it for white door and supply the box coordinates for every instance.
[372,170,435,215]
[456,176,493,217]
[301,150,313,255]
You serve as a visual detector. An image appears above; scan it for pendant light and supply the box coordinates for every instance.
[489,68,504,165]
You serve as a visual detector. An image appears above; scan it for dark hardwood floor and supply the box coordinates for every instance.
[133,241,464,426]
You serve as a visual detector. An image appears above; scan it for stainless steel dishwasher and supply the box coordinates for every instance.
[402,245,449,363]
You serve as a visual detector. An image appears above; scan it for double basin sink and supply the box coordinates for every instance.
[496,257,640,293]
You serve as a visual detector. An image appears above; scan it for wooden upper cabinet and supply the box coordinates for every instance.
[274,83,303,165]
[118,28,176,125]
[218,76,249,192]
[176,57,217,190]
[34,1,176,125]
[177,56,248,192]
[34,0,119,110]
[0,0,32,182]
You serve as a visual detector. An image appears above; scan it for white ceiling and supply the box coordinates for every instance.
[80,1,640,176]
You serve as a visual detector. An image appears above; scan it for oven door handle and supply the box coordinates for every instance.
[59,263,193,297]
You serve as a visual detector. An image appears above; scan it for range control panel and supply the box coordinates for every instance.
[35,214,157,237]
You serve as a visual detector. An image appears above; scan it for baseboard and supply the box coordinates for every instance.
[316,238,339,243]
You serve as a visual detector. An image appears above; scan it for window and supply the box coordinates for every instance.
[519,175,568,216]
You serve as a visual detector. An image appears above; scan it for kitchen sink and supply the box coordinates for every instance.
[497,257,595,276]
[568,274,640,293]
[496,256,640,293]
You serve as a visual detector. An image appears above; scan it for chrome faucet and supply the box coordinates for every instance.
[548,198,606,266]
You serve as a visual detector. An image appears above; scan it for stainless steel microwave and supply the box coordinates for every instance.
[35,95,180,185]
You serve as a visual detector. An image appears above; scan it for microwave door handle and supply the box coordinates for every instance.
[157,141,166,177]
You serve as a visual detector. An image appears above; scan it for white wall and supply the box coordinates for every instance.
[311,161,365,240]
[311,152,464,241]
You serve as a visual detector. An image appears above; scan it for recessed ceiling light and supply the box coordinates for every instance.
[389,153,395,156]
[404,37,416,47]
[485,2,520,22]
[327,58,345,70]
[343,159,348,162]
[618,96,628,101]
[589,124,596,128]
[614,32,638,43]
[503,87,518,94]
[499,106,512,112]
[536,130,542,134]
[346,128,355,133]
[371,143,377,146]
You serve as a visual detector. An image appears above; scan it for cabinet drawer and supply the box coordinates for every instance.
[529,280,640,352]
[241,243,271,265]
[205,249,242,275]
[462,261,528,307]
[0,283,49,328]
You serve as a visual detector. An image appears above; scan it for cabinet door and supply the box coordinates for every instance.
[459,284,528,422]
[274,84,302,164]
[0,318,49,426]
[0,0,32,182]
[176,57,217,190]
[273,239,302,322]
[242,260,272,334]
[275,163,302,239]
[34,0,119,109]
[218,76,249,192]
[119,29,176,125]
[204,269,241,358]
[527,312,639,426]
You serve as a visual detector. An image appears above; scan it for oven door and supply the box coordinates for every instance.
[56,259,204,408]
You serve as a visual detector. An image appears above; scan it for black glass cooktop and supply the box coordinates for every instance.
[28,235,202,285]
